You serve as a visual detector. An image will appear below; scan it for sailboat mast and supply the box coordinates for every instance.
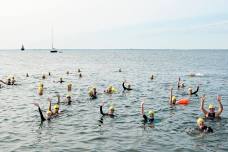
[51,27,54,49]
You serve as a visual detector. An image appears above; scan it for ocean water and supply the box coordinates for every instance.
[0,49,228,152]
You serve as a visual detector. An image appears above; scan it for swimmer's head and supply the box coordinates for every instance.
[108,106,115,114]
[66,71,69,75]
[60,77,63,81]
[172,96,176,104]
[66,94,71,99]
[42,74,46,79]
[53,104,59,113]
[79,73,82,77]
[7,78,11,83]
[107,86,113,93]
[197,117,205,128]
[128,84,131,89]
[209,104,215,113]
[148,110,154,118]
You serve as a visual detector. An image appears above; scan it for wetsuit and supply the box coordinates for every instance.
[122,82,132,91]
[207,112,215,119]
[143,115,154,124]
[100,106,114,117]
[90,91,97,99]
[38,107,46,122]
[58,80,65,83]
[199,126,213,133]
[191,86,199,95]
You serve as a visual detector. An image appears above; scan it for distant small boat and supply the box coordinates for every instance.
[21,44,25,51]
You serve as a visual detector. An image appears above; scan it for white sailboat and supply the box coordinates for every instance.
[50,28,58,53]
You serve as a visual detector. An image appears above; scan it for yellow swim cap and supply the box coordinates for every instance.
[209,104,214,109]
[148,110,154,116]
[197,117,204,125]
[54,104,59,110]
[109,106,115,111]
[88,90,93,96]
[38,83,43,88]
[172,96,176,101]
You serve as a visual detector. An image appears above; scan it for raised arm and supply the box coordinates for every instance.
[122,82,127,90]
[141,101,145,115]
[192,86,199,95]
[200,95,208,115]
[169,88,173,105]
[215,95,223,117]
[57,95,60,105]
[33,103,46,122]
[141,101,148,122]
[177,77,181,88]
[100,102,105,115]
[0,80,7,85]
[48,98,52,112]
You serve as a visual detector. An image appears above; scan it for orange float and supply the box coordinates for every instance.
[176,98,190,105]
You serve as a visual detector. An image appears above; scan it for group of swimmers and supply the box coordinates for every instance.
[0,71,224,133]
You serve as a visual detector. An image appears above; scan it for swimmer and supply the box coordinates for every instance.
[188,86,199,95]
[122,81,133,91]
[119,68,122,72]
[177,77,185,88]
[66,94,72,105]
[200,95,223,119]
[197,118,213,133]
[141,101,154,124]
[100,101,115,117]
[89,87,97,99]
[0,77,16,85]
[79,73,82,78]
[26,73,29,77]
[50,95,61,115]
[58,78,65,83]
[42,74,46,79]
[48,72,51,76]
[104,85,116,94]
[66,71,70,75]
[33,96,60,122]
[150,75,154,80]
[78,68,81,73]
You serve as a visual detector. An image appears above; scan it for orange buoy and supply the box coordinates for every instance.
[176,98,189,105]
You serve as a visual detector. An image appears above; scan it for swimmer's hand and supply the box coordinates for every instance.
[33,103,40,107]
[201,95,206,102]
[217,95,222,103]
[100,101,105,107]
[141,101,144,107]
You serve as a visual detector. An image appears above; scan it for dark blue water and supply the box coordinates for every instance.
[0,49,228,151]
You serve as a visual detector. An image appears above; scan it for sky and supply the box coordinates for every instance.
[0,0,228,49]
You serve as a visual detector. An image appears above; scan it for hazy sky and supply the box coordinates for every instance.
[0,0,228,49]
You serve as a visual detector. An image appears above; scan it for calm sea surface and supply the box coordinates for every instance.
[0,49,228,152]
